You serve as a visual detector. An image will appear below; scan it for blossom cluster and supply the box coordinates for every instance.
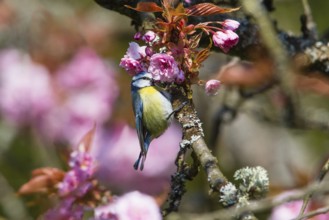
[120,2,240,95]
[44,134,97,219]
[212,19,240,53]
[40,128,163,220]
[18,122,179,220]
[120,41,183,84]
[0,48,118,145]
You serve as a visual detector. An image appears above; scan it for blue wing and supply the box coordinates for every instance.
[132,91,151,170]
[155,85,172,102]
[132,91,146,155]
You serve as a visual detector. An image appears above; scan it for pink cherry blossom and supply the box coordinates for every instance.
[126,42,146,60]
[222,19,240,31]
[120,42,146,75]
[212,30,239,53]
[119,57,144,76]
[148,53,180,82]
[205,79,221,96]
[94,191,162,220]
[43,197,84,220]
[0,49,55,126]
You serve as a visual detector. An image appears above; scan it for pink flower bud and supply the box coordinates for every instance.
[212,30,239,53]
[176,70,185,84]
[142,31,156,43]
[134,32,142,40]
[222,19,240,31]
[145,46,154,56]
[205,79,221,96]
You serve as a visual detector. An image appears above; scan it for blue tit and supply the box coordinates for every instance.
[131,71,173,170]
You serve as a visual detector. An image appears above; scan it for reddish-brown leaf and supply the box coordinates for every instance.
[189,32,202,49]
[195,47,210,64]
[77,124,96,152]
[169,3,186,16]
[186,3,239,16]
[125,2,162,13]
[18,167,65,195]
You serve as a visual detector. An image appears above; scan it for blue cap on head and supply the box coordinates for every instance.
[132,71,153,82]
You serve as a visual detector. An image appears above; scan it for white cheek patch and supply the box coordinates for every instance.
[132,79,152,88]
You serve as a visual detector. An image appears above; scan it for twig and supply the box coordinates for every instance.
[216,183,329,219]
[241,0,300,126]
[317,158,329,182]
[167,183,329,220]
[298,157,329,217]
[163,147,199,216]
[241,0,296,100]
[300,0,318,39]
[293,205,329,220]
[162,147,188,216]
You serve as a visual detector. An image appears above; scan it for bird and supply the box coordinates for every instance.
[131,71,173,170]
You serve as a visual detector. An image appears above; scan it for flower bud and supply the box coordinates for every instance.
[145,46,154,57]
[222,19,240,31]
[142,31,156,43]
[205,79,221,96]
[133,32,142,40]
[176,70,185,84]
[212,30,239,53]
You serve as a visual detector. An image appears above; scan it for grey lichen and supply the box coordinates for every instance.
[190,135,202,144]
[234,166,269,200]
[219,182,238,207]
[305,41,329,72]
[179,139,190,148]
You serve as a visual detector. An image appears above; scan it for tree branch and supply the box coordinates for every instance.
[93,0,329,74]
[171,86,228,192]
[167,183,329,220]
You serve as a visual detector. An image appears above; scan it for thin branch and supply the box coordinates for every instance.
[293,205,329,220]
[163,146,199,216]
[241,0,296,100]
[298,157,329,217]
[300,0,318,39]
[167,183,329,220]
[241,0,300,126]
[317,157,329,182]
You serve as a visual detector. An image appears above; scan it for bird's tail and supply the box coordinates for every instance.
[134,135,151,171]
[133,152,146,170]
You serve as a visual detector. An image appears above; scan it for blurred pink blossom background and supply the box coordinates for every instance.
[92,122,182,195]
[95,191,162,220]
[0,49,55,126]
[41,47,118,144]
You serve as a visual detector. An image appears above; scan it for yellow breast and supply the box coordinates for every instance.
[139,87,173,138]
